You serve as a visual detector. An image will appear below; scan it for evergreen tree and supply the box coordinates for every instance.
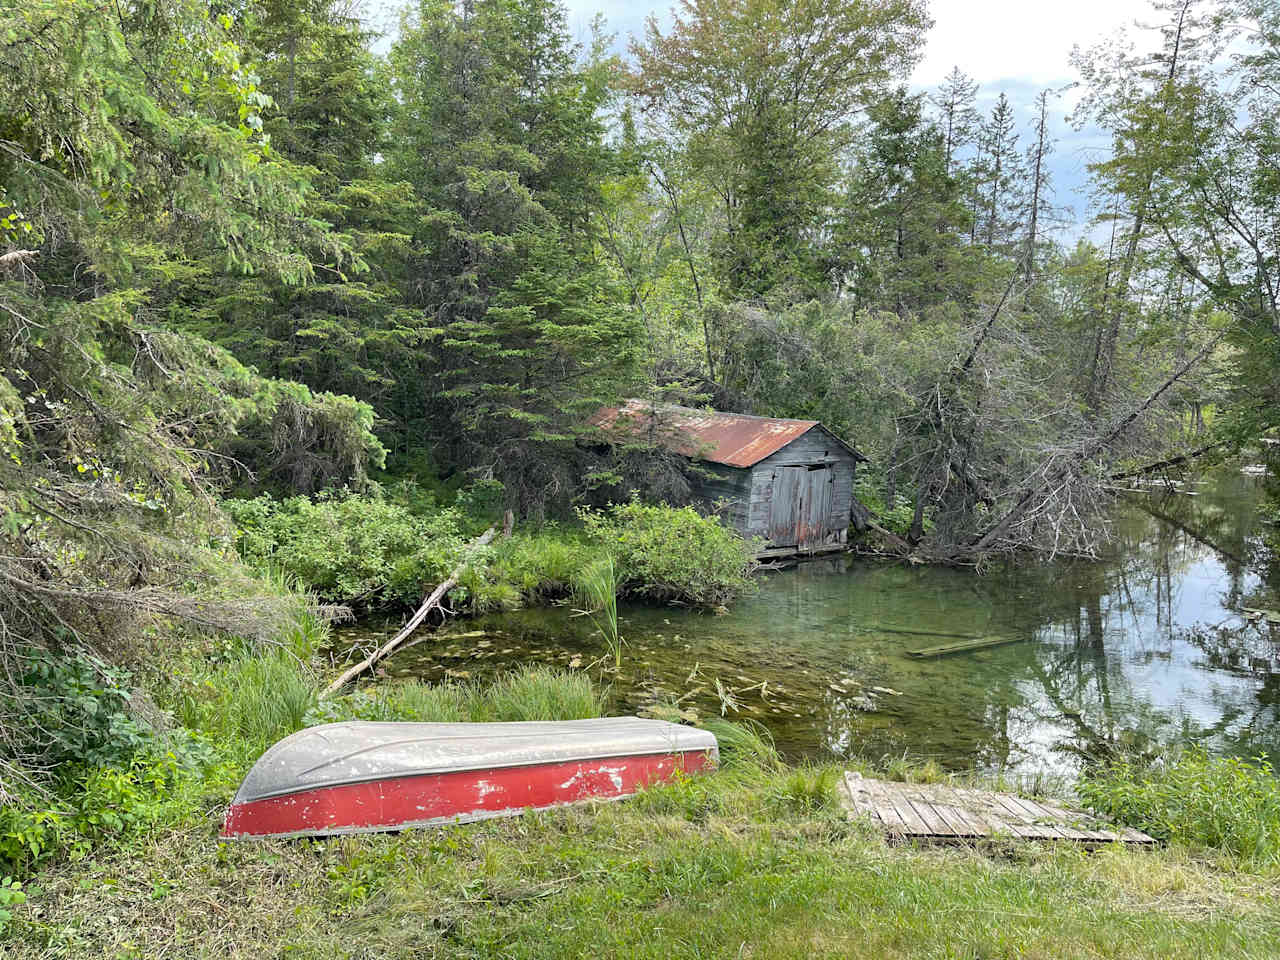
[972,93,1025,253]
[390,0,640,512]
[1023,90,1058,281]
[841,88,971,315]
[930,67,981,177]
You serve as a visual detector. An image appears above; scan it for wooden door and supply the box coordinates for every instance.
[768,465,833,548]
[768,467,805,544]
[799,467,833,550]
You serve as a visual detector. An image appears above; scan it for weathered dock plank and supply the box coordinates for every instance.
[841,773,1156,847]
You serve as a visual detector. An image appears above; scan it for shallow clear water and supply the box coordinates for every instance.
[336,468,1280,775]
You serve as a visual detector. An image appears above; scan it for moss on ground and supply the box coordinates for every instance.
[6,762,1279,960]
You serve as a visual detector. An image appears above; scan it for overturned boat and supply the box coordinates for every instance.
[222,717,718,839]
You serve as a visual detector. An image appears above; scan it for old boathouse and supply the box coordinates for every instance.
[591,399,866,558]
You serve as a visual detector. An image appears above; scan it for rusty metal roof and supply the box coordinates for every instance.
[589,399,863,468]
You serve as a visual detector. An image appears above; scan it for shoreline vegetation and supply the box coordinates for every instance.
[4,0,1280,953]
[5,664,1280,957]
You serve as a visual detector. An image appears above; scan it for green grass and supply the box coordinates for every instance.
[1080,749,1280,863]
[10,661,1280,958]
[305,665,607,728]
[487,530,592,600]
[575,554,623,668]
[7,754,1280,959]
[166,617,325,766]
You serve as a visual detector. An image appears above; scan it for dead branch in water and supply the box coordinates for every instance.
[320,526,497,697]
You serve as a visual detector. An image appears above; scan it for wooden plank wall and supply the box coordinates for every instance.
[748,427,858,547]
[688,463,754,533]
[686,426,860,550]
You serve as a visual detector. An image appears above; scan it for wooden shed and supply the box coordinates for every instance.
[591,399,866,558]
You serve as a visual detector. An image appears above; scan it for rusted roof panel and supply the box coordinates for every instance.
[589,399,861,468]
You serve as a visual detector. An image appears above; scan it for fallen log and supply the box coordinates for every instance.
[1109,441,1223,481]
[905,635,1021,658]
[320,527,496,697]
[859,624,984,640]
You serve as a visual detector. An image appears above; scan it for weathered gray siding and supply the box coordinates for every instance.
[688,424,861,552]
[687,462,753,532]
[751,425,860,549]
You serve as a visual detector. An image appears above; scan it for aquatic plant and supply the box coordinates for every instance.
[575,555,623,669]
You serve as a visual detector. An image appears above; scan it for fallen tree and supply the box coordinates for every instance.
[870,256,1229,564]
[320,526,497,697]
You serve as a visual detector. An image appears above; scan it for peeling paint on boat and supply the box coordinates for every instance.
[222,718,717,839]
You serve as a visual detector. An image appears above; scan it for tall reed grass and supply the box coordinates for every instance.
[574,555,622,668]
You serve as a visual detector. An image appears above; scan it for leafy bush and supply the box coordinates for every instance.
[854,473,926,538]
[1079,749,1280,862]
[7,648,157,773]
[0,753,202,876]
[226,493,468,609]
[579,501,758,607]
[0,876,25,935]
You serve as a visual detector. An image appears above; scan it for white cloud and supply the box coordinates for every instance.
[912,0,1155,87]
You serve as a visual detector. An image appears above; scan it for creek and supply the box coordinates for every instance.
[335,467,1280,776]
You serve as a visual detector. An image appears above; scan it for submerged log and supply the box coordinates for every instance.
[905,635,1021,658]
[320,527,496,697]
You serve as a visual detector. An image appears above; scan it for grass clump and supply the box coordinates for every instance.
[487,529,592,600]
[575,554,623,667]
[305,665,605,727]
[884,754,947,784]
[1080,748,1280,862]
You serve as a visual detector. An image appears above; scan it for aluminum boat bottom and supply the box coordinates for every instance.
[221,717,718,839]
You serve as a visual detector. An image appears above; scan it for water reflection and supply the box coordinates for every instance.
[336,468,1280,775]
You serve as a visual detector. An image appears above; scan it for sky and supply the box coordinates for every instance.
[557,0,1163,231]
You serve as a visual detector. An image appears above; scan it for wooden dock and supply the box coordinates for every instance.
[841,772,1156,846]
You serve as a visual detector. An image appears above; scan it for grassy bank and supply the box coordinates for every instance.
[5,661,1280,957]
[227,493,759,615]
[6,641,1280,958]
[6,747,1280,958]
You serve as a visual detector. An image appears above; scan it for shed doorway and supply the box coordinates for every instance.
[768,465,833,549]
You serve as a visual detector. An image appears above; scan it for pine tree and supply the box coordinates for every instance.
[930,67,980,176]
[1023,89,1057,280]
[390,0,640,511]
[973,93,1025,253]
[841,88,970,315]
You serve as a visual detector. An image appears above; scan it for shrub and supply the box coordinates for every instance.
[5,648,157,773]
[1079,749,1280,862]
[854,473,921,537]
[226,493,468,610]
[579,501,758,607]
[0,876,25,936]
[0,753,203,876]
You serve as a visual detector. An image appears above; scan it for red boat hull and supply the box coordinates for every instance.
[222,749,713,839]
